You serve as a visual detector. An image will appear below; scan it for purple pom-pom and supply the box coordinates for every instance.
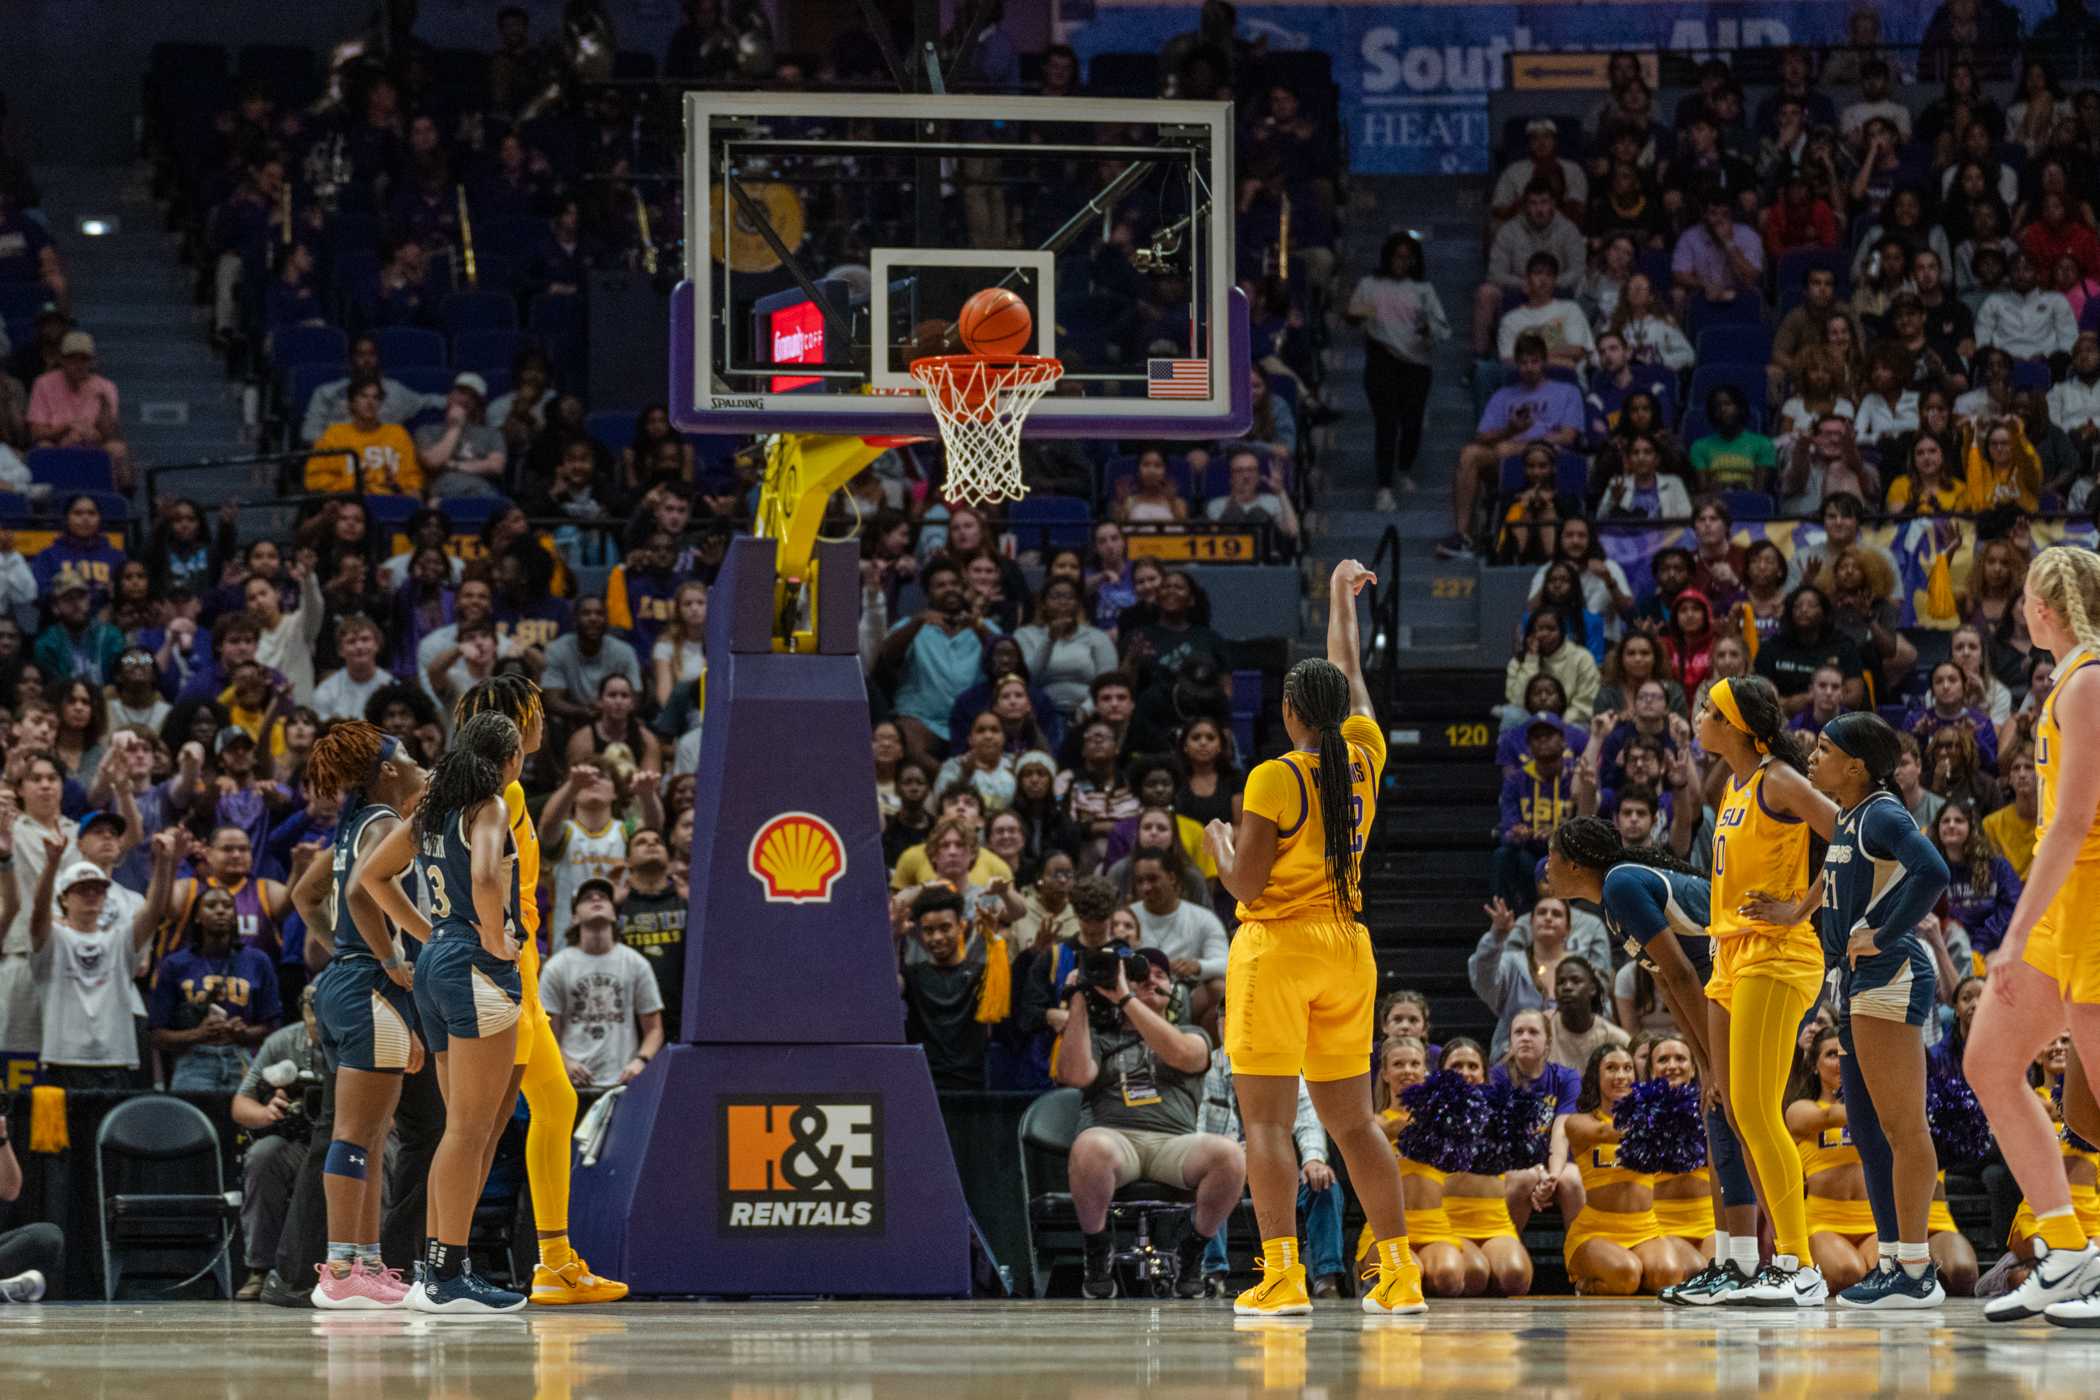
[2050,1075,2095,1156]
[1397,1071,1489,1173]
[1473,1080,1550,1174]
[1613,1078,1707,1175]
[1929,1067,1996,1168]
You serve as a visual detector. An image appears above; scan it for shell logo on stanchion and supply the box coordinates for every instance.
[747,811,847,903]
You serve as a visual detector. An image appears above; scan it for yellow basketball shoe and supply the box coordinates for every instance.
[529,1256,630,1305]
[1235,1261,1313,1317]
[1360,1258,1427,1315]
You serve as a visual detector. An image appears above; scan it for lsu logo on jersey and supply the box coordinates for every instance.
[720,1096,883,1231]
[748,811,845,903]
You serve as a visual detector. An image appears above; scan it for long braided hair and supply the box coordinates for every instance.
[2027,545,2100,654]
[1719,674,1811,774]
[1551,815,1705,878]
[415,712,521,846]
[1283,657,1361,914]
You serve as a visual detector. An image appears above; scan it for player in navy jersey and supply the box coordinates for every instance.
[357,711,529,1314]
[1546,816,1763,1305]
[1802,713,1951,1309]
[291,721,427,1309]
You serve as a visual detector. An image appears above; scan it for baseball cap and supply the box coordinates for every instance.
[1131,946,1172,979]
[51,568,88,597]
[215,725,256,754]
[78,809,127,837]
[60,330,95,357]
[56,862,112,896]
[572,877,617,908]
[1525,117,1557,137]
[1526,714,1562,737]
[452,371,488,398]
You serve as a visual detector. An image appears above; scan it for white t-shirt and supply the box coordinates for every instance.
[549,818,629,947]
[34,925,140,1067]
[1498,299,1596,363]
[312,666,397,723]
[538,942,663,1087]
[652,636,707,691]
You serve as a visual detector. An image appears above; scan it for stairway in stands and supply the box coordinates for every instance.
[37,165,245,493]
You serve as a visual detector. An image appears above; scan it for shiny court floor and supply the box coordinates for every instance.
[7,1299,2100,1398]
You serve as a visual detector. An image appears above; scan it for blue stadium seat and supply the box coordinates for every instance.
[1686,363,1768,428]
[375,326,446,369]
[26,447,116,493]
[454,329,534,377]
[528,293,584,338]
[393,366,456,399]
[488,217,544,261]
[0,281,46,321]
[363,495,422,529]
[1687,296,1764,341]
[586,410,638,456]
[1496,452,1587,499]
[1680,408,1711,443]
[436,495,512,531]
[465,255,515,296]
[1696,323,1773,366]
[1007,496,1092,552]
[1637,249,1672,291]
[1719,489,1777,520]
[442,291,518,337]
[2011,359,2053,392]
[270,324,346,370]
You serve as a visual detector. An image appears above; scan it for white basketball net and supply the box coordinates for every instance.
[909,355,1064,506]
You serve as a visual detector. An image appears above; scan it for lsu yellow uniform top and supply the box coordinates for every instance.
[1357,1107,1461,1257]
[506,780,550,1064]
[2025,649,2100,1000]
[1236,713,1385,922]
[1795,1107,1877,1235]
[1706,759,1824,1007]
[1224,713,1385,1082]
[1794,1106,1860,1179]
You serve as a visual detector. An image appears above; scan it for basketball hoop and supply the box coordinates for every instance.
[909,354,1063,505]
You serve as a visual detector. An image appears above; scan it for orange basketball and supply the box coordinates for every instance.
[957,287,1032,356]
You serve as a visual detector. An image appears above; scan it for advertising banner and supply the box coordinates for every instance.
[1064,1,2057,175]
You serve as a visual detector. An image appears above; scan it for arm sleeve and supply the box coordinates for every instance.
[1860,803,1952,951]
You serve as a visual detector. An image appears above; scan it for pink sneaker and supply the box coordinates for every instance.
[310,1260,401,1310]
[364,1263,411,1305]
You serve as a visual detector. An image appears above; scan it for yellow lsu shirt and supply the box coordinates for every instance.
[505,780,543,957]
[1236,713,1385,923]
[2037,650,2100,866]
[1707,761,1815,941]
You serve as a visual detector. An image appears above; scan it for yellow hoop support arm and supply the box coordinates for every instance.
[755,431,890,651]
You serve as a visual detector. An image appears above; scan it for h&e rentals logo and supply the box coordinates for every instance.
[747,811,846,903]
[720,1096,883,1232]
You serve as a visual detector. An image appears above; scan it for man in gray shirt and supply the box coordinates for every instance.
[1471,180,1587,359]
[1053,945,1244,1299]
[542,595,641,731]
[228,991,321,1299]
[539,884,665,1088]
[413,373,507,497]
[1129,850,1229,1027]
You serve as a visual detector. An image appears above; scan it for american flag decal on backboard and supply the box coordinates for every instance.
[1146,359,1209,398]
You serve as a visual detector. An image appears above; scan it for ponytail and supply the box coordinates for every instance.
[1821,710,1904,794]
[1720,674,1811,774]
[1283,658,1360,915]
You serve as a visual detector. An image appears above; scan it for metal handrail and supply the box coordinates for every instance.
[1366,522,1402,706]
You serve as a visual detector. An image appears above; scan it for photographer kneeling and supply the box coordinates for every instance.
[1054,943,1245,1300]
[228,986,322,1300]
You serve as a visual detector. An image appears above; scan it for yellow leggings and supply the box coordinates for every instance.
[1730,975,1816,1261]
[517,1007,579,1234]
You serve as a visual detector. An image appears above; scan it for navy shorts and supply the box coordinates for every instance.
[411,933,522,1055]
[313,956,417,1073]
[1836,939,1937,1035]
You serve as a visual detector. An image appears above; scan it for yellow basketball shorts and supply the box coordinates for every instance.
[1705,930,1825,1013]
[2022,864,2100,1004]
[1225,917,1376,1082]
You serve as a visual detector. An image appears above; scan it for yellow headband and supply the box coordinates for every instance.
[1709,677,1766,754]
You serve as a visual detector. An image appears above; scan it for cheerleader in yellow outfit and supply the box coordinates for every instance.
[1694,675,1839,1305]
[1968,546,2100,1323]
[452,677,626,1305]
[1209,559,1422,1318]
[1646,1035,1718,1258]
[1787,1026,1879,1291]
[1358,1037,1488,1297]
[2008,1039,2100,1259]
[1555,1045,1702,1295]
[1437,1038,1532,1297]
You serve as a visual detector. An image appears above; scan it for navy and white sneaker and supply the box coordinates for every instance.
[408,1268,526,1314]
[1725,1260,1828,1307]
[1986,1241,2097,1321]
[1839,1261,1945,1310]
[1661,1258,1751,1307]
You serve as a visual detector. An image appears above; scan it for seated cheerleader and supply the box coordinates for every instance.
[1555,1044,1701,1295]
[2007,1035,2100,1278]
[1646,1035,1719,1264]
[1365,1036,1490,1297]
[1436,1037,1533,1297]
[1786,1025,1878,1291]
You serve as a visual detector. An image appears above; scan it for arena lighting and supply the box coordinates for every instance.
[76,216,118,237]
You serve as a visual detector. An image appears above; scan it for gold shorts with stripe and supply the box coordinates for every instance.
[1225,918,1376,1082]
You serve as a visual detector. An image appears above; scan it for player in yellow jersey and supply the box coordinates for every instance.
[453,676,627,1305]
[1693,674,1837,1306]
[1968,546,2100,1324]
[1206,559,1422,1318]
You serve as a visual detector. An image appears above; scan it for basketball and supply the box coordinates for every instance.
[957,287,1032,356]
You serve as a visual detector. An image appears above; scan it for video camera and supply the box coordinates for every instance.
[1076,944,1148,1030]
[248,1059,323,1142]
